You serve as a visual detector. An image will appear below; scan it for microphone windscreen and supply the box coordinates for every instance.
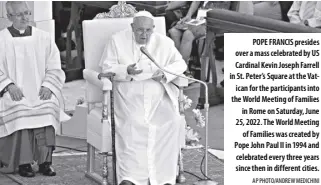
[140,47,156,64]
[140,46,146,53]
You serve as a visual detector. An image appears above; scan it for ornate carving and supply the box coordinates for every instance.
[179,100,185,115]
[102,153,108,185]
[94,1,137,19]
[102,105,108,120]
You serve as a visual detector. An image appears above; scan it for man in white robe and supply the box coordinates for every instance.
[99,11,187,185]
[288,1,321,28]
[0,1,65,177]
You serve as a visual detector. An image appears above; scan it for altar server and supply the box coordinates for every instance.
[0,1,66,177]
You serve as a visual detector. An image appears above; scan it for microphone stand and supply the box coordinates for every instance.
[140,47,217,185]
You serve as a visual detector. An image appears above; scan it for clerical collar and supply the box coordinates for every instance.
[134,39,148,48]
[7,25,32,37]
[137,43,146,48]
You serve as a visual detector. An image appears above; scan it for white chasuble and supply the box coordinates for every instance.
[100,29,187,185]
[0,27,66,139]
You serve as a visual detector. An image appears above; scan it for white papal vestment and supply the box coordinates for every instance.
[0,27,66,139]
[100,29,187,185]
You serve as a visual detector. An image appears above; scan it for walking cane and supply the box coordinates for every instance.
[108,74,118,185]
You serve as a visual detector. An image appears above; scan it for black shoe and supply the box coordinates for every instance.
[196,103,204,110]
[18,164,35,178]
[197,90,224,109]
[120,180,134,185]
[220,80,224,87]
[39,162,56,176]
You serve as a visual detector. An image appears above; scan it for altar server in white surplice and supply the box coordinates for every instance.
[0,1,66,178]
[99,11,187,185]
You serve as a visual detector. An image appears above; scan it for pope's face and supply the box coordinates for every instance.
[132,17,155,45]
[7,3,31,30]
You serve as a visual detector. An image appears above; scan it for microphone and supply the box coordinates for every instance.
[140,47,214,185]
[140,47,156,63]
[140,47,208,89]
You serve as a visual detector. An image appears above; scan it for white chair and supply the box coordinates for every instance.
[82,17,188,185]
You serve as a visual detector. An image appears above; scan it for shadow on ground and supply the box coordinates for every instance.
[7,149,223,185]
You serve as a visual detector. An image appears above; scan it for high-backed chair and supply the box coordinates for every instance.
[82,16,188,184]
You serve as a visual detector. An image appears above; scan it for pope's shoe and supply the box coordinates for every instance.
[38,162,56,176]
[18,164,35,177]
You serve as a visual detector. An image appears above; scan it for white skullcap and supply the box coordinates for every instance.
[134,11,154,19]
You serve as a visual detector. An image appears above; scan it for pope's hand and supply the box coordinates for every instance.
[39,86,52,100]
[127,63,143,75]
[7,84,24,101]
[152,70,165,82]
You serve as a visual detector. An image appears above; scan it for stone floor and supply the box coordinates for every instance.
[1,149,224,185]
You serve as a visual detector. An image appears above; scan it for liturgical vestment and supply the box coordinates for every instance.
[0,26,66,172]
[100,29,187,185]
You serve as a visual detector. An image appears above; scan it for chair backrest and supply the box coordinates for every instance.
[82,17,166,103]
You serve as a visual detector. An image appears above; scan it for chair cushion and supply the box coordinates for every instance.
[82,17,166,103]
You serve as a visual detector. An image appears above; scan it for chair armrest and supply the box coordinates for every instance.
[83,69,112,91]
[172,75,188,87]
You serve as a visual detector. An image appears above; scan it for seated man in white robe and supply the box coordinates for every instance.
[0,1,65,178]
[288,1,321,28]
[99,11,187,185]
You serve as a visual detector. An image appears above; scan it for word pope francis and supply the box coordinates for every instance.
[0,1,66,178]
[99,11,187,185]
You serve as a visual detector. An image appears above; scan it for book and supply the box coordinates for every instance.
[185,19,206,26]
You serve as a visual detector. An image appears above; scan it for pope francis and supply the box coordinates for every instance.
[99,11,187,185]
[0,1,65,177]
